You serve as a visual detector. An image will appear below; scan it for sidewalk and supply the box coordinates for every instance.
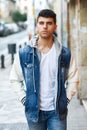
[0,62,28,130]
[82,100,87,112]
[0,60,87,130]
[67,95,87,130]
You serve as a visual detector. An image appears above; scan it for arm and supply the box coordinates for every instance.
[65,56,79,101]
[9,53,26,104]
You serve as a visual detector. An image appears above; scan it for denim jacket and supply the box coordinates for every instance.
[19,36,71,122]
[10,35,79,122]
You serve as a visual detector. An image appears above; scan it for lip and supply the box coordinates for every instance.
[41,31,48,33]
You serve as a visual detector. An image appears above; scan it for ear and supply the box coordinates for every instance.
[53,24,57,33]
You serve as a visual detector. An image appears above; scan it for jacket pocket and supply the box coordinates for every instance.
[24,63,33,79]
[58,97,67,114]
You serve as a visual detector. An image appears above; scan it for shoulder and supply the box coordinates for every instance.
[19,45,34,66]
[19,45,34,60]
[19,45,32,54]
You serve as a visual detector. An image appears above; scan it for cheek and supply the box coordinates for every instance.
[52,27,57,33]
[36,27,43,34]
[36,26,40,34]
[49,28,56,33]
[52,25,57,32]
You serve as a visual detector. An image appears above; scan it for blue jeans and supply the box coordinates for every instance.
[25,110,67,130]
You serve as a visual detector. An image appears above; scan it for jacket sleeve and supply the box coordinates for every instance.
[65,55,79,101]
[9,53,26,103]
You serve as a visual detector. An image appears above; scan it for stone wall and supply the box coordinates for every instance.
[69,0,87,99]
[78,0,87,99]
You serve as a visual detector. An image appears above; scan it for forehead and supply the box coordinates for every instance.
[37,16,55,23]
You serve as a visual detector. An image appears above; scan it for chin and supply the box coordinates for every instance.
[40,34,51,39]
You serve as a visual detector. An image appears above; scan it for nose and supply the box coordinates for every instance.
[43,23,47,28]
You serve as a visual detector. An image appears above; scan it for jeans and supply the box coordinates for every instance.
[25,110,67,130]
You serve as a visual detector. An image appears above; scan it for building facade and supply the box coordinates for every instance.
[0,0,16,22]
[52,0,87,101]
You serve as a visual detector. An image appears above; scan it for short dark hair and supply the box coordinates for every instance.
[37,9,56,24]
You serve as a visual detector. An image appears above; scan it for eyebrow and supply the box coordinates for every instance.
[38,21,53,24]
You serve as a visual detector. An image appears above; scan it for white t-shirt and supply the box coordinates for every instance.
[39,43,57,111]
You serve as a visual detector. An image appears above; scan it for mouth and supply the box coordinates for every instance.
[41,31,48,34]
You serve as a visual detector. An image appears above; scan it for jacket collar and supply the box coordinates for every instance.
[27,34,62,56]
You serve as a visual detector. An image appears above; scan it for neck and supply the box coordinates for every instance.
[37,36,54,53]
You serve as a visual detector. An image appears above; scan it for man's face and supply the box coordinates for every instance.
[36,17,57,39]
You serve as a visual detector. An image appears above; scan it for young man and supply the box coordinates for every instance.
[10,9,79,130]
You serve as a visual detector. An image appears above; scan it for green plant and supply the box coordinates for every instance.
[12,10,27,22]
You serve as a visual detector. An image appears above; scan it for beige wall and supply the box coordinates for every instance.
[52,0,68,45]
[52,0,62,42]
[78,0,87,99]
[68,0,87,99]
[52,0,87,100]
[0,1,16,22]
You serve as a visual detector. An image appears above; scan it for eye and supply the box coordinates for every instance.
[47,22,52,25]
[38,22,44,25]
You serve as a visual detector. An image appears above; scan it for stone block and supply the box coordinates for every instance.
[79,46,87,66]
[78,80,87,99]
[79,67,87,80]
